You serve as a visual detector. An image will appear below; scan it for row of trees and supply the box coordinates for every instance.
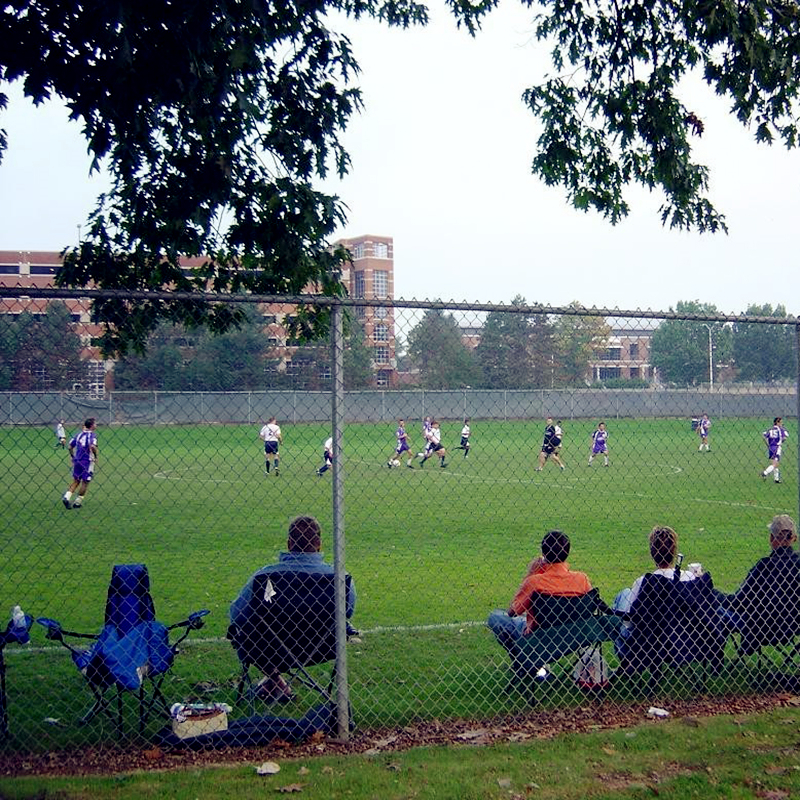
[1,300,795,392]
[650,302,796,386]
[0,303,84,391]
[405,299,611,389]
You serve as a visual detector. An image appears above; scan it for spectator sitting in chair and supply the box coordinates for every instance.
[487,530,592,653]
[229,516,357,703]
[717,514,800,647]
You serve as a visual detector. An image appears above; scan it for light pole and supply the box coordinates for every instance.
[701,323,714,390]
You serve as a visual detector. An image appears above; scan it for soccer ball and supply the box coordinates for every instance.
[391,459,401,467]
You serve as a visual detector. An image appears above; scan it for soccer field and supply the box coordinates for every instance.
[0,416,796,746]
[3,417,795,630]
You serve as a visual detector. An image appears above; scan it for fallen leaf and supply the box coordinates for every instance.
[276,784,304,793]
[457,729,489,740]
[321,766,334,775]
[755,791,790,799]
[372,735,398,748]
[298,767,310,776]
[602,746,616,756]
[309,730,326,744]
[497,777,512,788]
[143,748,163,761]
[386,762,401,772]
[256,761,281,776]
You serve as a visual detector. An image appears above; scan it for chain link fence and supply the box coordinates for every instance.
[1,287,799,758]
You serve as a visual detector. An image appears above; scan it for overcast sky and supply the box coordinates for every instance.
[1,3,798,316]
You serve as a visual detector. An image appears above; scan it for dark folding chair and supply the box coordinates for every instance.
[618,571,727,695]
[37,564,209,736]
[227,571,353,710]
[506,589,622,694]
[0,607,33,738]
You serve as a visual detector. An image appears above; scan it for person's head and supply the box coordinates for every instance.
[598,421,605,430]
[464,418,469,424]
[649,526,678,568]
[546,417,553,426]
[768,515,797,550]
[399,419,405,426]
[268,416,276,424]
[84,417,96,430]
[541,530,570,564]
[288,516,322,553]
[774,417,782,426]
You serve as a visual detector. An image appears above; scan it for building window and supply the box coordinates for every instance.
[263,314,277,324]
[352,243,364,260]
[600,347,622,361]
[376,369,392,387]
[374,270,388,298]
[373,242,388,258]
[629,342,639,358]
[30,265,59,275]
[354,306,366,319]
[630,367,640,378]
[598,367,622,379]
[0,265,19,274]
[354,271,365,298]
[374,346,389,364]
[375,306,388,319]
[374,324,388,342]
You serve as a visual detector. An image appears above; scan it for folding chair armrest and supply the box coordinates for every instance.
[167,609,210,632]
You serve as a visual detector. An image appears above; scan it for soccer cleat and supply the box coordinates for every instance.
[775,479,782,484]
[406,462,414,469]
[62,496,72,509]
[440,462,447,468]
[72,501,82,509]
[274,469,279,476]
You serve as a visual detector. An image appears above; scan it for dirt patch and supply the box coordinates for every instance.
[1,693,796,778]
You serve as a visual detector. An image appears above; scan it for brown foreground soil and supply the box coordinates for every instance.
[2,693,798,778]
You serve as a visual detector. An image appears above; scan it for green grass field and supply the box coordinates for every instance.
[0,416,796,752]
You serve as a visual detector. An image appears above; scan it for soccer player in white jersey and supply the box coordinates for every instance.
[419,420,447,468]
[317,436,334,476]
[417,416,434,459]
[259,416,283,475]
[456,418,471,458]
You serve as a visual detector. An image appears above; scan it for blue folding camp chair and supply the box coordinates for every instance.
[37,564,209,736]
[1,606,33,738]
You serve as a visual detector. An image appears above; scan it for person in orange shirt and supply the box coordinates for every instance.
[487,530,592,652]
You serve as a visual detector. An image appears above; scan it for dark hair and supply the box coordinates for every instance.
[84,417,96,429]
[288,516,322,553]
[774,417,782,425]
[541,530,570,563]
[649,526,677,568]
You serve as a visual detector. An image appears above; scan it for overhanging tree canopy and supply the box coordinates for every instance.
[3,0,799,354]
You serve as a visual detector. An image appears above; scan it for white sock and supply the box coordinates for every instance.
[764,465,774,475]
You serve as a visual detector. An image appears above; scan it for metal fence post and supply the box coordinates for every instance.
[331,301,350,740]
[796,323,800,522]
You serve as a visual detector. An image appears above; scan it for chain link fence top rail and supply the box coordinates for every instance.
[1,287,799,758]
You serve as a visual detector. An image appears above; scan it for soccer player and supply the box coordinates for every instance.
[697,413,711,451]
[761,417,789,483]
[387,419,415,468]
[62,417,98,509]
[317,436,334,476]
[456,418,471,458]
[259,416,283,475]
[417,416,434,459]
[54,419,66,449]
[588,421,609,466]
[536,418,565,471]
[419,420,447,468]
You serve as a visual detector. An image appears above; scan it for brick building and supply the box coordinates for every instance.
[0,234,397,391]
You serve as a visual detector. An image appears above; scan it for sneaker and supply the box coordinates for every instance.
[274,469,279,476]
[72,501,82,509]
[440,462,447,468]
[761,472,767,480]
[62,496,72,509]
[775,479,782,484]
[406,462,414,469]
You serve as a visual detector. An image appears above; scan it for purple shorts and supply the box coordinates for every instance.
[396,441,410,455]
[72,459,93,483]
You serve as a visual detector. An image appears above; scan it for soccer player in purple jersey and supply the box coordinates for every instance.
[761,417,789,483]
[697,413,711,451]
[62,417,98,509]
[387,419,415,468]
[588,421,609,466]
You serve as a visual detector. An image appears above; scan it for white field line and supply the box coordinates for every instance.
[7,619,488,656]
